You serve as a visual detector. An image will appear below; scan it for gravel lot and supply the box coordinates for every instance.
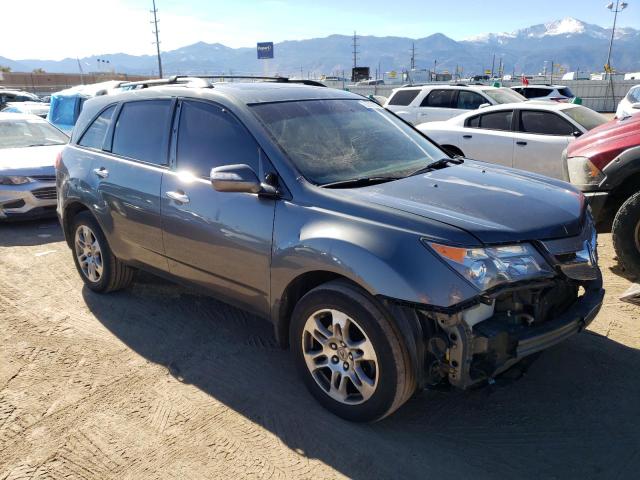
[1,218,639,479]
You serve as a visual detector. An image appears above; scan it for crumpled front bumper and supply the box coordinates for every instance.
[422,274,604,390]
[0,182,57,220]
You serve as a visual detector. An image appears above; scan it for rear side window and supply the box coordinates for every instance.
[557,87,574,97]
[519,111,574,135]
[421,89,455,108]
[627,87,640,103]
[466,110,513,131]
[456,91,486,110]
[388,89,420,106]
[78,105,116,149]
[176,100,259,178]
[523,88,551,98]
[112,100,172,165]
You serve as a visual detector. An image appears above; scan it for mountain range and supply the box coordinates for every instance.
[1,18,638,77]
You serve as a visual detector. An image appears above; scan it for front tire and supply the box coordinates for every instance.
[612,191,640,278]
[290,280,416,422]
[71,212,135,293]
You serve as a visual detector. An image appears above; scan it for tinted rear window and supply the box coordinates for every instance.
[112,100,172,165]
[557,87,574,97]
[466,110,513,131]
[421,90,455,108]
[388,89,420,106]
[79,105,116,150]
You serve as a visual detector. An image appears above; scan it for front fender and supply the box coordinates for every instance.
[270,201,480,324]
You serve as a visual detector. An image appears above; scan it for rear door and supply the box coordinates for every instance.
[459,109,515,167]
[385,89,421,123]
[512,109,574,179]
[92,98,174,270]
[416,89,458,123]
[161,99,275,316]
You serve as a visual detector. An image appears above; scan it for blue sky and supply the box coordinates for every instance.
[2,0,638,59]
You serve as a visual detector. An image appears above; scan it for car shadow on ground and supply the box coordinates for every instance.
[82,272,640,479]
[0,217,63,247]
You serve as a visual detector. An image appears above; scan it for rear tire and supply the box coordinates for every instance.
[612,190,640,278]
[290,279,416,422]
[71,211,135,293]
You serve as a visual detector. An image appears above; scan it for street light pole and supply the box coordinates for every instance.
[605,1,629,110]
[151,0,163,79]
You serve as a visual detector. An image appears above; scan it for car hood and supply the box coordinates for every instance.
[0,145,63,175]
[350,161,585,244]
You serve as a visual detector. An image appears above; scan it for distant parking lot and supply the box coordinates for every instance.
[1,218,639,479]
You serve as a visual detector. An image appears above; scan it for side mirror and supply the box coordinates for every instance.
[210,164,261,193]
[478,103,491,109]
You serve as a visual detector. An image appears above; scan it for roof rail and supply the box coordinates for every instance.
[120,75,327,89]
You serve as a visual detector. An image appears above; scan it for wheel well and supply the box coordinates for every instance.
[62,202,90,246]
[441,145,464,157]
[601,172,640,231]
[276,271,358,347]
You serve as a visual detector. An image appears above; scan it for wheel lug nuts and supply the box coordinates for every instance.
[340,342,346,347]
[343,362,349,370]
[330,343,337,350]
[332,356,339,364]
[348,353,353,360]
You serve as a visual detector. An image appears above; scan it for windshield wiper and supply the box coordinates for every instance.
[406,156,464,177]
[320,176,403,189]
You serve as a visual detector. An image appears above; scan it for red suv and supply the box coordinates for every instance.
[564,114,640,276]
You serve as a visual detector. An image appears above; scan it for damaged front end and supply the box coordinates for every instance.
[412,218,604,390]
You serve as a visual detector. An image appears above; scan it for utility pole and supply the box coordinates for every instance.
[352,31,359,70]
[410,42,416,70]
[605,1,629,110]
[490,53,496,78]
[151,0,163,78]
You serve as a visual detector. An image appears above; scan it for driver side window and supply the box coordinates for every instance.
[176,100,260,178]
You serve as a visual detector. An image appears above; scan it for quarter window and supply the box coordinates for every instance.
[78,105,116,150]
[421,89,456,108]
[176,100,259,178]
[112,100,172,165]
[388,89,420,106]
[519,111,574,135]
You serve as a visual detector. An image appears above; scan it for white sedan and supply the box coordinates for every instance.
[416,101,607,180]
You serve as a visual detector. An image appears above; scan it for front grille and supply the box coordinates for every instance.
[30,175,56,182]
[31,186,57,200]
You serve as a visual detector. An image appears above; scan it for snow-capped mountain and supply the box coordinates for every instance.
[2,18,638,76]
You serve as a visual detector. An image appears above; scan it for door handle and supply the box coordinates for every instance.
[93,167,109,178]
[516,141,528,146]
[166,190,190,204]
[463,135,472,139]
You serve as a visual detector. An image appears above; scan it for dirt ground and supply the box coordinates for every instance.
[1,218,639,480]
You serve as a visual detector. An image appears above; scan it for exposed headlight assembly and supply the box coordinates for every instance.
[0,176,32,185]
[566,156,604,187]
[424,241,553,291]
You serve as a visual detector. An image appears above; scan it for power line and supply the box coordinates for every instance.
[151,0,163,78]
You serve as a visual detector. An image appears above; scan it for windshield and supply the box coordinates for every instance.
[0,118,69,149]
[562,106,608,131]
[252,99,444,185]
[483,88,526,104]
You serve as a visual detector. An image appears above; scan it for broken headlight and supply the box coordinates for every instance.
[424,241,553,291]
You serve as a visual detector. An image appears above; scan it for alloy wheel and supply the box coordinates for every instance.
[301,309,378,405]
[74,225,103,283]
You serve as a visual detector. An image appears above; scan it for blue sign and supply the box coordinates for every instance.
[257,42,274,59]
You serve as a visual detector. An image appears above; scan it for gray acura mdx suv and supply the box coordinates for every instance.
[57,76,604,422]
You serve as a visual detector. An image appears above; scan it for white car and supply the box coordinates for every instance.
[510,85,575,102]
[616,85,640,118]
[0,113,68,220]
[1,101,50,118]
[384,84,525,124]
[417,101,607,180]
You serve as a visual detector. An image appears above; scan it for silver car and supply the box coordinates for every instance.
[0,113,68,220]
